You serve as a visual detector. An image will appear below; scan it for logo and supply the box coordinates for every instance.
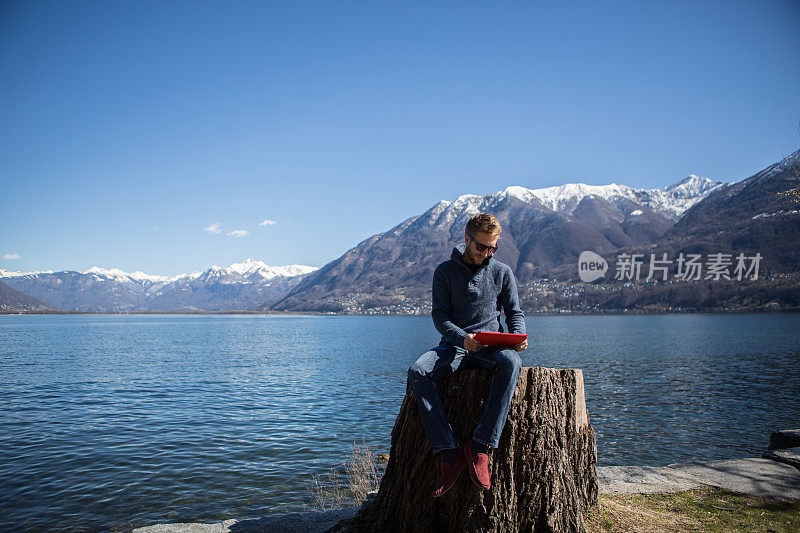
[576,250,762,282]
[578,251,608,282]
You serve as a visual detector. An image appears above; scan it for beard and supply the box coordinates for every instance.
[464,247,490,266]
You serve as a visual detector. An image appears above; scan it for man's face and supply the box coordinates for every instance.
[463,231,499,265]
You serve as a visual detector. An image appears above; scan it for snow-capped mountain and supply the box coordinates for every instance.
[71,260,317,285]
[0,170,743,314]
[0,260,318,312]
[83,266,183,284]
[442,175,722,222]
[661,148,800,273]
[272,174,723,312]
[416,176,721,242]
[0,268,54,278]
[197,259,317,282]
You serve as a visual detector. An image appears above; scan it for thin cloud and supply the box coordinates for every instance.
[258,219,277,226]
[3,253,21,260]
[204,222,223,234]
[227,230,249,237]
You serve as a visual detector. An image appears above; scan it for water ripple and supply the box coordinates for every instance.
[1,313,799,531]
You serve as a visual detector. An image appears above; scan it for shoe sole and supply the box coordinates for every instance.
[432,468,463,498]
[432,481,456,498]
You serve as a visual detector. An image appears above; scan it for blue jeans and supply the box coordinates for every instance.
[407,342,522,453]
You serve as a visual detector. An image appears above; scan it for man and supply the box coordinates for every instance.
[407,213,527,498]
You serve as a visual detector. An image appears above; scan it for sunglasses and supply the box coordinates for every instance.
[467,233,499,253]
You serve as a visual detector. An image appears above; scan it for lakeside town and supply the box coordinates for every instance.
[317,273,800,316]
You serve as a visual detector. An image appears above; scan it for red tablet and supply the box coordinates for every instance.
[474,331,527,346]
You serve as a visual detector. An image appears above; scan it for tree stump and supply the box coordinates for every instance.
[332,367,597,533]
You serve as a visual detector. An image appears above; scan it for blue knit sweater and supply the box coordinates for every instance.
[431,243,526,348]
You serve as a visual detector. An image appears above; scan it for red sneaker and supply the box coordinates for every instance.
[431,447,466,498]
[464,440,491,489]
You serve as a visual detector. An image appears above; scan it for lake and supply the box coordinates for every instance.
[1,313,799,531]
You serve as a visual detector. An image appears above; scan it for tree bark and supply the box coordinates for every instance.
[332,367,597,533]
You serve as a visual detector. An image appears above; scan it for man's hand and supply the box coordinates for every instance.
[464,333,483,352]
[512,339,528,352]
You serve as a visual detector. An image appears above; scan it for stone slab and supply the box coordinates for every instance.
[763,447,800,470]
[598,465,705,494]
[769,429,800,450]
[132,508,359,533]
[665,457,800,501]
[600,457,800,501]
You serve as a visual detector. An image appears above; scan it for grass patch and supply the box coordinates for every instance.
[588,487,800,532]
[307,439,387,511]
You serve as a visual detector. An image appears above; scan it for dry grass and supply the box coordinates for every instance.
[588,487,800,533]
[309,466,347,512]
[344,439,383,504]
[308,439,386,511]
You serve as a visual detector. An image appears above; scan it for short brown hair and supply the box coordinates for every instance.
[466,213,501,236]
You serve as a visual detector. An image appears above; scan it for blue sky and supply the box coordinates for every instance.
[2,1,799,276]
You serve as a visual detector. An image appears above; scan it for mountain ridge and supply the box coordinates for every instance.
[7,156,794,315]
[1,260,318,312]
[271,173,725,312]
[0,279,57,313]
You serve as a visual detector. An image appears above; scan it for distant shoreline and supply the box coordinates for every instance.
[3,308,799,316]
